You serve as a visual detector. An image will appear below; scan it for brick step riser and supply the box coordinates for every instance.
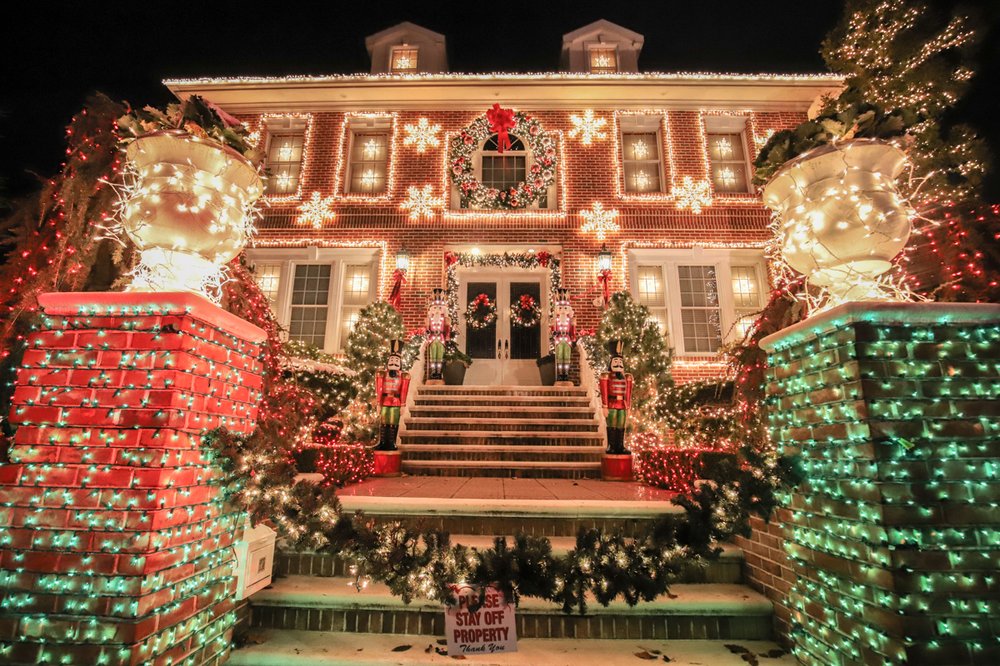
[400,435,604,446]
[401,450,603,463]
[414,400,591,408]
[275,551,743,585]
[404,422,599,433]
[400,464,601,479]
[248,605,771,640]
[409,410,595,420]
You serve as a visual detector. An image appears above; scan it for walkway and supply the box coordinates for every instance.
[337,475,675,502]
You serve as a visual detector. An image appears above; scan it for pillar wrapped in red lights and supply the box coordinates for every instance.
[0,292,265,666]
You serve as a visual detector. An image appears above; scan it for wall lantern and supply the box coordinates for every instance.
[597,244,613,307]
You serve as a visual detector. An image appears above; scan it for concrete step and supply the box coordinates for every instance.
[247,576,774,640]
[414,396,592,408]
[403,418,599,433]
[336,495,681,537]
[402,459,602,479]
[229,630,794,665]
[400,444,605,463]
[399,431,604,446]
[419,385,589,397]
[276,543,744,584]
[409,405,595,420]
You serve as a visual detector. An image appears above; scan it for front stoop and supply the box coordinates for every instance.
[401,385,603,478]
[229,631,795,666]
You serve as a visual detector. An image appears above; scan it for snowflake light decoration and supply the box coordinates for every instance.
[579,202,620,241]
[675,177,713,215]
[568,109,608,145]
[401,184,444,221]
[402,117,442,153]
[296,191,336,228]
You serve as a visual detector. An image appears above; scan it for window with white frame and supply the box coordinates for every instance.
[619,115,664,194]
[631,250,766,355]
[454,133,555,209]
[390,45,418,73]
[346,118,391,195]
[247,249,378,353]
[263,117,308,196]
[588,45,618,73]
[703,116,752,194]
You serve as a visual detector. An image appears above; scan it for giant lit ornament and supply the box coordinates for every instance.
[121,130,263,302]
[762,139,911,302]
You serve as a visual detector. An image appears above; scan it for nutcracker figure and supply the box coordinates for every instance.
[374,339,410,451]
[426,288,451,383]
[551,288,576,385]
[599,340,633,455]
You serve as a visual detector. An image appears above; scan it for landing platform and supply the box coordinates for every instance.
[338,476,673,502]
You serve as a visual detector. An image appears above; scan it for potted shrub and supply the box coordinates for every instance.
[442,343,472,385]
[536,353,556,385]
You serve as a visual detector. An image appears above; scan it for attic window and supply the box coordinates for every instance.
[588,46,618,73]
[390,46,418,73]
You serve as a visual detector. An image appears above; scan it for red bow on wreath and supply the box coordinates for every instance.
[536,250,551,267]
[444,251,459,267]
[486,103,515,154]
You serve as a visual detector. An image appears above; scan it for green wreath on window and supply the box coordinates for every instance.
[466,293,497,329]
[448,109,558,210]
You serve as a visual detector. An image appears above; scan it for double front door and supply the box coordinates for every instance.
[459,271,547,385]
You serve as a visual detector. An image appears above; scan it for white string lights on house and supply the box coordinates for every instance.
[611,111,674,202]
[568,109,608,145]
[257,112,315,203]
[401,184,445,221]
[402,117,442,152]
[674,176,713,214]
[698,109,768,205]
[332,112,399,202]
[579,202,621,241]
[296,191,337,229]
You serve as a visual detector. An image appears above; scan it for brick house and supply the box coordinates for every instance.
[167,19,840,386]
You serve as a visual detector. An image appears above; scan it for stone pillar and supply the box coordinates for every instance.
[761,302,1000,666]
[0,292,265,666]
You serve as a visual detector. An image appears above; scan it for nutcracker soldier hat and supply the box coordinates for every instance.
[388,339,405,356]
[556,287,570,301]
[608,339,625,358]
[432,288,445,300]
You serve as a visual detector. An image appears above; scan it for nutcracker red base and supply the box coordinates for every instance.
[425,379,445,385]
[554,380,575,387]
[0,292,266,666]
[601,454,634,481]
[373,450,402,477]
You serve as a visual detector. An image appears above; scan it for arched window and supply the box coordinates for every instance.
[456,133,553,209]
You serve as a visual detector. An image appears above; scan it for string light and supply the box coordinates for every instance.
[674,176,712,214]
[400,184,444,221]
[579,202,621,241]
[402,117,442,152]
[568,109,608,145]
[331,112,399,203]
[257,112,315,203]
[296,191,337,229]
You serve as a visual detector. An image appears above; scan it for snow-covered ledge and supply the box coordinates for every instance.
[577,341,607,441]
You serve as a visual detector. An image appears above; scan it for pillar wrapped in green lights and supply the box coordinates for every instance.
[761,302,1000,666]
[0,292,265,666]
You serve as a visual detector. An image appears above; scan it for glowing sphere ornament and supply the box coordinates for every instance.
[121,130,263,302]
[762,139,911,302]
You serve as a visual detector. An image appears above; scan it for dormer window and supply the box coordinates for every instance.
[390,45,419,73]
[588,46,618,73]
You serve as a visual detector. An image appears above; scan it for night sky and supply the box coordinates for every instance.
[2,0,997,201]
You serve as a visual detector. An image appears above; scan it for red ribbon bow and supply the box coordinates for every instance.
[388,268,406,309]
[486,103,515,154]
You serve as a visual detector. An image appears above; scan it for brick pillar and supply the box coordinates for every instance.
[761,302,1000,666]
[0,292,265,666]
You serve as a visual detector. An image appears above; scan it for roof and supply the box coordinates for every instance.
[364,21,445,54]
[561,19,644,45]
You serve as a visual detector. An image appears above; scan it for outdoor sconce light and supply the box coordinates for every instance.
[597,244,613,307]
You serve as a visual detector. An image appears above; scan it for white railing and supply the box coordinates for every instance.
[400,339,428,431]
[576,341,607,441]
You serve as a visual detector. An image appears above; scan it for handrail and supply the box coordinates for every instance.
[400,339,428,430]
[576,340,607,441]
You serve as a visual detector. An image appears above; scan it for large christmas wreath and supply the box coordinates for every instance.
[449,106,558,210]
[466,293,497,329]
[510,293,541,328]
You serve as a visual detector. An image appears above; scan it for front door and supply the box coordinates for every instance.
[459,271,547,385]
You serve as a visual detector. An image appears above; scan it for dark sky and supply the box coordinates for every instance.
[2,0,997,200]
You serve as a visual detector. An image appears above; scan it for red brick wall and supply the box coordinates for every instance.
[248,107,807,384]
[734,513,795,644]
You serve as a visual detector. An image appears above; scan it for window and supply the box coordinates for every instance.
[706,130,751,194]
[247,250,378,352]
[347,131,389,195]
[588,46,618,73]
[263,117,309,196]
[390,45,418,73]
[630,250,765,355]
[455,133,554,209]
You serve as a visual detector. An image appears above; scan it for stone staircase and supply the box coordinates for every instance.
[230,495,783,665]
[401,385,604,478]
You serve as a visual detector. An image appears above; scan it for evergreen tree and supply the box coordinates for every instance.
[820,0,987,209]
[345,301,406,399]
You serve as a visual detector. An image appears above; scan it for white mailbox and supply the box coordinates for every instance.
[234,523,276,600]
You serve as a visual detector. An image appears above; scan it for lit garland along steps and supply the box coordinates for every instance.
[400,385,604,478]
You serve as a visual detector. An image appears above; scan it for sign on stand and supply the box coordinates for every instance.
[445,584,518,656]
